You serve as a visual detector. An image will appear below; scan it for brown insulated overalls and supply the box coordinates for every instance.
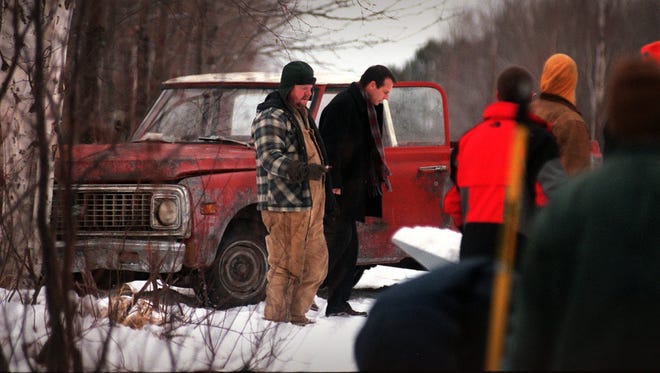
[261,107,328,323]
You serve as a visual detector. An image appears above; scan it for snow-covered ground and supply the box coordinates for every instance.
[0,226,460,372]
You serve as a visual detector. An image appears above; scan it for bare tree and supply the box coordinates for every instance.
[1,0,78,370]
[1,0,72,287]
[58,0,450,144]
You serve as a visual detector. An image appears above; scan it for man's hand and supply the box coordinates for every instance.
[306,164,329,180]
[287,161,329,182]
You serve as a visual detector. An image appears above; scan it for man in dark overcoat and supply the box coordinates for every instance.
[319,65,396,316]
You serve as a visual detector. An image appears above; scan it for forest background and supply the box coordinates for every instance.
[61,0,659,145]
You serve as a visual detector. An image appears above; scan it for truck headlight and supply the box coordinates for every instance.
[155,198,179,226]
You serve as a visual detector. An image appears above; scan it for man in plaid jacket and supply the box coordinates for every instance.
[251,61,331,326]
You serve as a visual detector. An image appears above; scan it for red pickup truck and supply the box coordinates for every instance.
[53,72,451,308]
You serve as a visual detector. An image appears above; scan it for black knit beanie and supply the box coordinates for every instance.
[279,61,316,99]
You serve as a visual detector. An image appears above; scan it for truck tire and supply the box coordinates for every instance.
[205,226,268,309]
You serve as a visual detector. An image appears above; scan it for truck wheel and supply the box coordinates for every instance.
[205,227,268,309]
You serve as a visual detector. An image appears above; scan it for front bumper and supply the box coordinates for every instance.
[57,238,186,273]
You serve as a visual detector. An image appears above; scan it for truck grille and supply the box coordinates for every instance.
[53,192,152,233]
[53,190,153,233]
[52,184,190,238]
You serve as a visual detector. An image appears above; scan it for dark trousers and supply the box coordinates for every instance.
[323,212,359,310]
[460,223,527,269]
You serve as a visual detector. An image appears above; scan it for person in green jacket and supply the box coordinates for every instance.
[509,57,660,370]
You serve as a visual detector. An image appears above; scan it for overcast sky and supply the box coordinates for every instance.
[286,0,484,76]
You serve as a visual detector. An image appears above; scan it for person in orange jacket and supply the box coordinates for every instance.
[531,53,592,176]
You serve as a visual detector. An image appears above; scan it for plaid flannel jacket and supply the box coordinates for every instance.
[251,91,321,211]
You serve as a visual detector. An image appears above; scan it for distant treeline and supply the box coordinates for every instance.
[394,0,659,143]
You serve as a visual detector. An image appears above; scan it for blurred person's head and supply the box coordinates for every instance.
[540,53,578,105]
[359,65,397,105]
[496,66,534,104]
[605,57,660,146]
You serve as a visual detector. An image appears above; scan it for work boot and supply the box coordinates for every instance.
[290,316,316,326]
[263,316,289,323]
[264,273,294,322]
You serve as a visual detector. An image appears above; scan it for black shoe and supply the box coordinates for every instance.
[326,303,367,317]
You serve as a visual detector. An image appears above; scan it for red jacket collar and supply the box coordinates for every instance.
[482,101,552,131]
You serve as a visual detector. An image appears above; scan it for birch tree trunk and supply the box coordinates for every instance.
[591,1,608,141]
[0,0,73,290]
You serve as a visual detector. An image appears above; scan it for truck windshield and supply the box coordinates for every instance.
[132,87,271,143]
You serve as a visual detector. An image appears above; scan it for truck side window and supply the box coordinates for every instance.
[386,87,446,147]
[229,90,270,141]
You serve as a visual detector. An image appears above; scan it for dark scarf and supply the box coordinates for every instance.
[360,85,392,196]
